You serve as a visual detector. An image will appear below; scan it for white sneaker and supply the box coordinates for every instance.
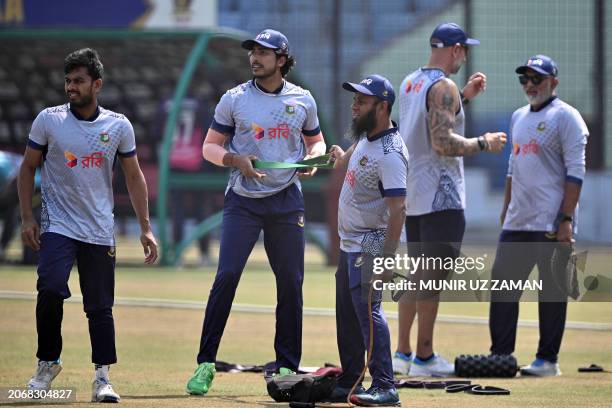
[520,358,561,377]
[92,378,121,403]
[408,353,455,377]
[27,360,62,390]
[392,351,412,375]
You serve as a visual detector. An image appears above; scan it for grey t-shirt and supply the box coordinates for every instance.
[28,104,136,245]
[338,127,409,254]
[504,97,588,231]
[399,68,466,215]
[211,80,321,198]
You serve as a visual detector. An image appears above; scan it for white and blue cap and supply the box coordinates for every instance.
[516,54,558,77]
[430,22,480,48]
[342,74,396,107]
[241,29,290,55]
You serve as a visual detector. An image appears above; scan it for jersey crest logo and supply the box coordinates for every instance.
[64,151,78,168]
[537,121,546,131]
[100,132,110,143]
[285,105,296,115]
[354,256,364,267]
[252,123,265,140]
[359,155,369,166]
[297,214,305,227]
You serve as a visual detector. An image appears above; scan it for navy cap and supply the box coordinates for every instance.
[342,74,396,107]
[516,54,558,77]
[430,22,480,48]
[241,29,290,55]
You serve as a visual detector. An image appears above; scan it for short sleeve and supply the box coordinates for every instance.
[117,118,137,157]
[302,92,321,136]
[378,152,408,196]
[27,110,48,150]
[210,92,236,135]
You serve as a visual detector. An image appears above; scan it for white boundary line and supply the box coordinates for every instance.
[1,290,610,331]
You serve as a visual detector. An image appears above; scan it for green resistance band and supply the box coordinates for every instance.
[253,153,334,169]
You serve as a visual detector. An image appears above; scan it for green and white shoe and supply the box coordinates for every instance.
[278,367,295,376]
[186,362,216,395]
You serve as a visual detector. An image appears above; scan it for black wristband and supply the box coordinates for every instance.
[460,91,469,105]
[477,136,487,151]
[555,212,573,224]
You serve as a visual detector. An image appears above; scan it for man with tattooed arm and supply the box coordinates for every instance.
[393,23,507,377]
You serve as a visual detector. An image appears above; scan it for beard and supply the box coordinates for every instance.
[348,105,378,142]
[524,87,553,107]
[67,91,94,108]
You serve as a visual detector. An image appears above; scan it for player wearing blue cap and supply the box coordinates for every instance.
[489,55,588,377]
[394,22,507,377]
[328,75,405,406]
[186,29,326,395]
[19,48,158,402]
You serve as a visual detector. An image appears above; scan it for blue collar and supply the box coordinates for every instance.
[253,79,284,94]
[367,121,398,142]
[70,104,100,121]
[530,96,557,112]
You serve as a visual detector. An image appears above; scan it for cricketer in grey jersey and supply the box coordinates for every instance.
[338,127,409,254]
[28,104,136,246]
[211,79,320,198]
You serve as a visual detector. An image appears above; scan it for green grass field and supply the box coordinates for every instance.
[1,239,611,407]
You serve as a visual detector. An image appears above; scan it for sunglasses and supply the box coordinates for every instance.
[518,74,546,86]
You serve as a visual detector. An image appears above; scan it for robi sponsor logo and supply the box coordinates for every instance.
[64,150,106,169]
[514,139,540,156]
[64,151,78,168]
[345,169,356,187]
[252,123,292,141]
[252,123,265,140]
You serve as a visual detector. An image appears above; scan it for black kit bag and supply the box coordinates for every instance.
[265,369,339,403]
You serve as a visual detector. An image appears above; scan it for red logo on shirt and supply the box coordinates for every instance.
[252,123,292,141]
[346,170,356,187]
[64,151,78,168]
[413,80,424,93]
[64,151,105,169]
[405,80,412,93]
[252,123,265,140]
[516,139,540,156]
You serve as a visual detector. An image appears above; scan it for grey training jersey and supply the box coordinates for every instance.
[504,97,588,231]
[338,127,409,254]
[28,104,136,246]
[211,80,321,198]
[399,68,466,215]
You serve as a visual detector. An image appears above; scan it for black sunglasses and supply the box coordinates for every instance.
[518,74,546,86]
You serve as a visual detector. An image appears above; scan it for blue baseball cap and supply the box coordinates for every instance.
[241,29,290,55]
[342,74,396,107]
[430,22,480,48]
[516,54,558,77]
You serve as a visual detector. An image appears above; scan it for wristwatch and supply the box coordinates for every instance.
[556,212,573,224]
[477,136,487,151]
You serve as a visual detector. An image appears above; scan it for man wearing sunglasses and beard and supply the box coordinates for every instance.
[489,55,589,376]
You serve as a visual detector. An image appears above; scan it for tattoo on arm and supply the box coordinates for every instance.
[428,80,480,157]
